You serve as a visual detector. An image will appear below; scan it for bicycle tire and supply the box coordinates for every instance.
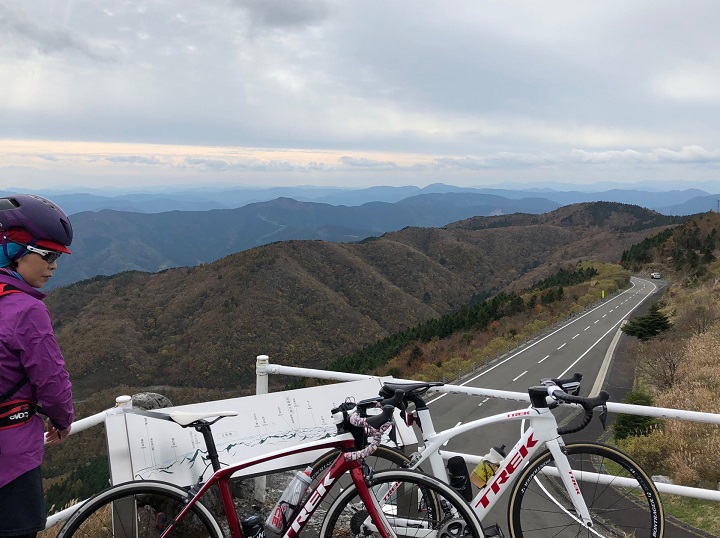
[56,480,223,538]
[508,442,664,538]
[320,468,484,538]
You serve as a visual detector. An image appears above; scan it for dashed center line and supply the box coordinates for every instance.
[513,371,528,382]
[538,355,550,364]
[602,314,607,318]
[572,334,579,339]
[478,397,490,407]
[584,326,590,331]
[557,343,566,350]
[594,320,600,324]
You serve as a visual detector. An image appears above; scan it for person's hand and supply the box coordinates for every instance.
[46,423,71,446]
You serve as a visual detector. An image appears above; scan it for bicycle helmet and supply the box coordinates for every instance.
[0,195,73,260]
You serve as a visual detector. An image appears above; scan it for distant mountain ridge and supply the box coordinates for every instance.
[45,202,689,399]
[45,193,561,289]
[4,184,715,214]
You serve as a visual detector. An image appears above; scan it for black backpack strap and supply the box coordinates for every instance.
[0,376,29,404]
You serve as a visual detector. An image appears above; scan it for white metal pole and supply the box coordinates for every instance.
[255,355,270,502]
[256,354,270,396]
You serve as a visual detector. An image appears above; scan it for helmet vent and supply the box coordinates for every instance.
[61,219,72,239]
[0,199,19,210]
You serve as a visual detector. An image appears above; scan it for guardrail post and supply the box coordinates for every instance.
[255,355,269,502]
[116,395,132,408]
[256,354,269,396]
[107,395,136,534]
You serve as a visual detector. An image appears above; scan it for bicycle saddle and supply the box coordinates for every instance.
[127,407,238,427]
[380,381,443,398]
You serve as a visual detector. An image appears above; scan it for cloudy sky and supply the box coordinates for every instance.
[2,0,720,191]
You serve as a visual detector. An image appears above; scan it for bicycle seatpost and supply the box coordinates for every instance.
[195,422,222,472]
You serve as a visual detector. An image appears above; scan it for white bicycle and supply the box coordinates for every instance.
[310,373,664,538]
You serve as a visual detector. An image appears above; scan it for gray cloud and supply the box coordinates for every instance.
[184,157,313,173]
[184,158,233,171]
[105,155,165,165]
[340,156,399,169]
[0,3,117,62]
[3,1,720,189]
[231,0,333,29]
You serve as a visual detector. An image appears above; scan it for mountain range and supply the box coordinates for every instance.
[5,183,719,215]
[45,202,689,399]
[45,193,562,289]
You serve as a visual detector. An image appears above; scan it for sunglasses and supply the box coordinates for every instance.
[25,244,63,263]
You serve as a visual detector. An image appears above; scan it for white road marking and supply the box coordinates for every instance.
[538,355,550,364]
[557,343,566,350]
[572,334,579,339]
[513,371,528,382]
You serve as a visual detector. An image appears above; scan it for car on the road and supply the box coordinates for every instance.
[650,272,662,279]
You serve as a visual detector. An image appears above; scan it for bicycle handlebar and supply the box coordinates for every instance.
[373,373,609,437]
[542,372,583,396]
[365,404,396,429]
[331,393,399,456]
[545,385,610,435]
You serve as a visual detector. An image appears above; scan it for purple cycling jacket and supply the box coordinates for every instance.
[0,273,74,488]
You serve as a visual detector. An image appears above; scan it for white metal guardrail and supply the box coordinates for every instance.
[256,356,720,503]
[44,350,720,530]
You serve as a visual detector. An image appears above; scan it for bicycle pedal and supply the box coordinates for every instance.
[482,523,505,538]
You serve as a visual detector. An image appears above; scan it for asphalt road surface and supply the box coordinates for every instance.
[409,277,710,537]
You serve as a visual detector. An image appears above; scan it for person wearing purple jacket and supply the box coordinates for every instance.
[0,194,74,538]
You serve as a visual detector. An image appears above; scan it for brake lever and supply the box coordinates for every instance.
[599,404,608,431]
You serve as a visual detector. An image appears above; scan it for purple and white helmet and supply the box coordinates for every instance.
[0,194,73,253]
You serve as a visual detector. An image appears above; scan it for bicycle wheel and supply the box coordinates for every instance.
[57,481,223,538]
[321,468,484,538]
[508,442,664,538]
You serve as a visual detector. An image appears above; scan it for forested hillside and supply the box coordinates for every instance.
[46,202,682,400]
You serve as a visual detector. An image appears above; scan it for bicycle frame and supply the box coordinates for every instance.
[408,404,594,527]
[157,434,395,538]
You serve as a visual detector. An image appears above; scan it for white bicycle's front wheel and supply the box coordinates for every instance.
[508,442,664,538]
[321,468,485,538]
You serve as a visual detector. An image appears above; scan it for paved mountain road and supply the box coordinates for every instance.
[411,277,706,536]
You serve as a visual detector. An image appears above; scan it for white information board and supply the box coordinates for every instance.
[106,378,417,487]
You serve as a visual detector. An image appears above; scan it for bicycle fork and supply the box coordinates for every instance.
[544,439,594,529]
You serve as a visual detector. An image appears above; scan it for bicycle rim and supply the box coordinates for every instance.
[508,442,664,538]
[321,468,484,538]
[57,481,223,538]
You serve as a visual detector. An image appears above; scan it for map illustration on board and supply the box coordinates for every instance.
[118,378,416,486]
